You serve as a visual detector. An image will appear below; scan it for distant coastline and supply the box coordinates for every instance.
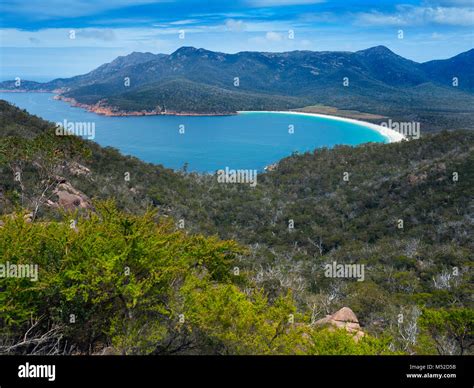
[0,89,405,142]
[0,90,235,117]
[52,94,235,117]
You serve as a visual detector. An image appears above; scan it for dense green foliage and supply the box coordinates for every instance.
[105,78,308,113]
[0,100,472,355]
[419,308,474,355]
[0,201,394,355]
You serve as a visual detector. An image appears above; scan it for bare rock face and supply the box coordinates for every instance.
[331,307,359,324]
[314,307,365,341]
[67,161,91,177]
[47,180,93,211]
[264,163,278,172]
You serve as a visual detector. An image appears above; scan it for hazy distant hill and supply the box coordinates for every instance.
[1,46,473,129]
[421,49,474,93]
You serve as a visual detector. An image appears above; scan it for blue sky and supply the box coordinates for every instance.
[0,0,473,80]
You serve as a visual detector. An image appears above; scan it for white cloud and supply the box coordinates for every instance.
[356,11,409,26]
[225,19,246,32]
[265,31,283,41]
[168,19,200,25]
[355,5,474,27]
[426,6,474,25]
[248,31,285,44]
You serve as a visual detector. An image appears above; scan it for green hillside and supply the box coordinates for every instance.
[0,100,472,355]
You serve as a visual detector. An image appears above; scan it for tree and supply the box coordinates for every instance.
[420,308,474,355]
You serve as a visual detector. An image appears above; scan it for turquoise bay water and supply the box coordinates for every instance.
[0,93,387,172]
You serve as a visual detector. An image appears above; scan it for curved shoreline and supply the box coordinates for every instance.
[238,110,406,143]
[1,90,405,143]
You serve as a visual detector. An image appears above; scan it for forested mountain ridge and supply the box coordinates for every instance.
[1,46,473,130]
[0,100,472,355]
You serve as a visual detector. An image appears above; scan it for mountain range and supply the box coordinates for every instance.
[2,45,474,130]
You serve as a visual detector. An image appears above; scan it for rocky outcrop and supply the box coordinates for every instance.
[67,161,91,177]
[314,307,365,341]
[53,94,233,117]
[264,163,278,172]
[47,179,93,211]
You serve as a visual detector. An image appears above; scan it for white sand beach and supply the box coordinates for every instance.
[239,111,406,143]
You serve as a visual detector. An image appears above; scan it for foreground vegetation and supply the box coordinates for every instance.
[0,100,472,354]
[0,202,400,355]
